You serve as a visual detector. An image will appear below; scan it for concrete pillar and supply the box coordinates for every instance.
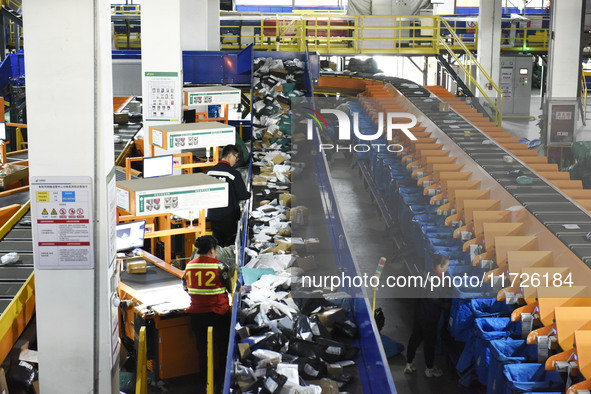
[23,1,117,393]
[141,0,183,155]
[180,0,220,51]
[476,0,502,96]
[547,0,584,99]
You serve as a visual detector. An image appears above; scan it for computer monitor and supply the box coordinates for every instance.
[143,154,173,179]
[183,109,196,123]
[116,220,146,252]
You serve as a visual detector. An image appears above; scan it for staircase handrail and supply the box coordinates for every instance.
[438,16,503,125]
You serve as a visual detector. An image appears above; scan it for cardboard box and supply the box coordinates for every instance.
[127,260,147,274]
[296,255,316,272]
[237,326,250,339]
[313,308,346,328]
[238,343,251,360]
[274,237,292,251]
[114,112,129,124]
[276,227,291,237]
[308,378,339,394]
[272,153,286,165]
[305,238,320,253]
[279,193,295,207]
[291,237,306,253]
[291,206,308,225]
[327,364,343,379]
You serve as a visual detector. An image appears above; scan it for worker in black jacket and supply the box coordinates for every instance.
[206,145,251,246]
[404,254,451,378]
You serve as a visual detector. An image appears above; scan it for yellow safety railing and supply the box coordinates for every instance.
[582,66,590,122]
[220,12,549,56]
[207,326,214,394]
[501,17,549,52]
[112,4,141,50]
[220,13,480,55]
[2,0,21,11]
[112,4,141,15]
[136,326,148,394]
[438,17,503,126]
[107,10,549,55]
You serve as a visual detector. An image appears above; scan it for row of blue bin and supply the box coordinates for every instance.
[349,102,565,394]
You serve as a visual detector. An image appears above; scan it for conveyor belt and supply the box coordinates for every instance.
[0,211,34,315]
[6,152,28,163]
[0,190,30,206]
[120,261,180,292]
[368,76,591,267]
[115,122,142,160]
[114,98,142,161]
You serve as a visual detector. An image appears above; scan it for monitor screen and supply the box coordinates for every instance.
[116,220,146,252]
[143,154,173,178]
[0,123,6,141]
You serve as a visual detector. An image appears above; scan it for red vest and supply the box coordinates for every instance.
[184,256,229,315]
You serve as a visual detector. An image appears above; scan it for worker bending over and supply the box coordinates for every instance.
[183,235,232,393]
[206,144,251,247]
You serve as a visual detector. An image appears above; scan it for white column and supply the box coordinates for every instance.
[141,0,183,155]
[180,0,220,51]
[23,1,117,393]
[207,0,220,51]
[476,0,502,96]
[547,0,584,99]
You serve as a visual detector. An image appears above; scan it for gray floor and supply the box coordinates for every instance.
[330,155,479,394]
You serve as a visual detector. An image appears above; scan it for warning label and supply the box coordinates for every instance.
[36,192,49,202]
[31,176,94,270]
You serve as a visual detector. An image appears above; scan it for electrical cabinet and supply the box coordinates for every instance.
[499,55,533,116]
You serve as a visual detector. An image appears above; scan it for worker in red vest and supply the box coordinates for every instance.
[183,235,232,393]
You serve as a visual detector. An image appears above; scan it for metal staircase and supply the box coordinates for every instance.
[437,17,504,125]
[0,0,22,57]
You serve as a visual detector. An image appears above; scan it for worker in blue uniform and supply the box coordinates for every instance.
[404,254,451,378]
[206,144,251,247]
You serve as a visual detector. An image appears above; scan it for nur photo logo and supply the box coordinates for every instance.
[305,107,419,153]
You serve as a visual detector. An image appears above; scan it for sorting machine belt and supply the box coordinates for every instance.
[373,75,591,266]
[0,209,34,315]
[6,152,27,163]
[0,191,30,207]
[120,261,180,292]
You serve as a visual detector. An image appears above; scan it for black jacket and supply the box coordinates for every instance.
[206,161,251,222]
[416,271,452,322]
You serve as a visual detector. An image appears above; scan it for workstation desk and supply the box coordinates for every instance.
[117,251,200,380]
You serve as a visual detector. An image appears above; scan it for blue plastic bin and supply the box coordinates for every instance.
[448,266,501,299]
[502,363,563,394]
[448,296,514,342]
[457,317,521,382]
[488,338,538,394]
[474,318,522,385]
